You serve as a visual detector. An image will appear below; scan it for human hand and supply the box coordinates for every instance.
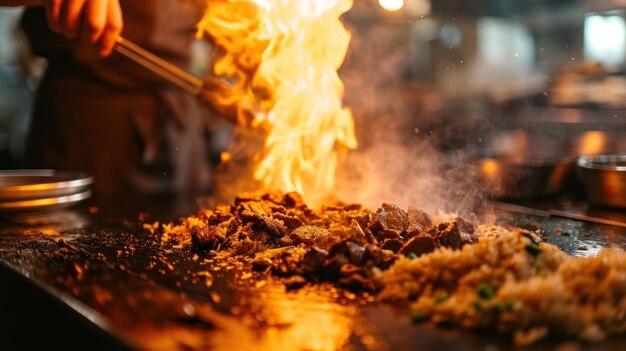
[41,0,123,56]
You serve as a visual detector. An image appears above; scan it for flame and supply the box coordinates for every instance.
[197,0,358,205]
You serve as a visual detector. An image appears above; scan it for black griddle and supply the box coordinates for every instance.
[0,194,625,351]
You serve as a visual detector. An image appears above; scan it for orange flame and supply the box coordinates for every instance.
[197,0,357,205]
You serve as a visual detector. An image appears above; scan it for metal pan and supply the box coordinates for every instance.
[578,155,626,208]
[0,170,93,201]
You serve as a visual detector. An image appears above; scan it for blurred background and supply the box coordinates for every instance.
[2,0,626,171]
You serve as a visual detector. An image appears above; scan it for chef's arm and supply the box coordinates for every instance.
[0,0,123,57]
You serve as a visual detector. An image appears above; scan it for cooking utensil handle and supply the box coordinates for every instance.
[114,37,202,95]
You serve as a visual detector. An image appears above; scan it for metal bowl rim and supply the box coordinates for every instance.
[0,190,92,211]
[0,170,94,193]
[578,155,626,172]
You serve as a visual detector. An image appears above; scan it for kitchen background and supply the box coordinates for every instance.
[1,0,626,171]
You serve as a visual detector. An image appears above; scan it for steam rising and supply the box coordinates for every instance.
[334,21,491,220]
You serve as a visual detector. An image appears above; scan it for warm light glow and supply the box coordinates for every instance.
[379,0,404,12]
[579,131,607,156]
[197,0,357,206]
[481,159,500,179]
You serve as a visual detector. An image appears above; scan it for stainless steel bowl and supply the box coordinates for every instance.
[578,155,626,208]
[0,170,93,201]
[477,156,576,199]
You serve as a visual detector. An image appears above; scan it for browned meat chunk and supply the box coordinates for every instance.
[290,226,337,250]
[407,206,433,227]
[404,223,424,241]
[234,191,265,204]
[399,234,435,257]
[460,232,478,245]
[262,192,286,205]
[362,244,383,266]
[191,225,225,249]
[456,216,475,234]
[302,247,328,273]
[368,203,410,239]
[346,241,366,265]
[239,210,287,238]
[380,203,411,231]
[381,239,404,253]
[226,216,244,237]
[428,222,463,250]
[273,213,305,230]
[455,217,478,245]
[283,192,304,207]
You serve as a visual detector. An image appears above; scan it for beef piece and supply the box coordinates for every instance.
[240,210,287,238]
[333,220,369,245]
[320,254,350,281]
[368,204,410,240]
[283,192,304,208]
[460,232,478,245]
[302,247,328,273]
[456,216,475,234]
[351,213,370,232]
[361,244,383,266]
[399,234,435,257]
[407,207,433,227]
[234,192,265,204]
[262,192,286,205]
[381,239,404,253]
[206,206,233,226]
[428,222,463,250]
[273,213,305,230]
[381,203,411,231]
[323,204,347,211]
[380,228,402,240]
[328,240,349,257]
[346,241,365,265]
[455,217,478,245]
[290,226,336,250]
[226,216,244,237]
[279,236,295,247]
[236,200,286,216]
[191,225,225,249]
[404,223,424,241]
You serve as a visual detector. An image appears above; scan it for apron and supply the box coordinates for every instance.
[21,0,210,196]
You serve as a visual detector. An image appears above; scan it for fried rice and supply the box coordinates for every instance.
[378,225,626,346]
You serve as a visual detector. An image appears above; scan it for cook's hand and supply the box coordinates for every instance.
[41,0,123,57]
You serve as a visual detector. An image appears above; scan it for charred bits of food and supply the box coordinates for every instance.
[160,191,478,292]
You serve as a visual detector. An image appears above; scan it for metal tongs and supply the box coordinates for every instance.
[114,37,203,95]
[115,37,236,120]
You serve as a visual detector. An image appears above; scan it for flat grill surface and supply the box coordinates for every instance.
[0,204,625,351]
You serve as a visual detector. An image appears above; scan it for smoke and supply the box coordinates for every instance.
[334,19,492,221]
